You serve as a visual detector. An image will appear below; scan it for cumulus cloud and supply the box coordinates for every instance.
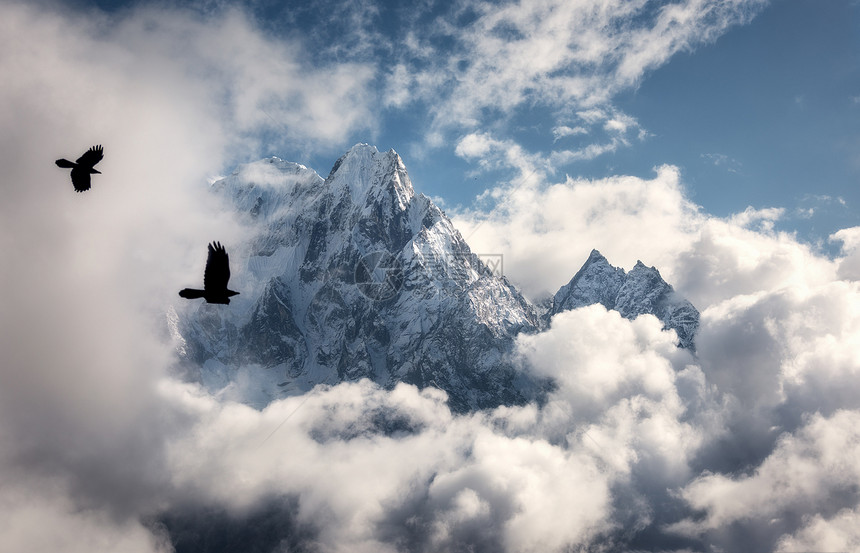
[155,378,616,553]
[447,150,860,551]
[672,410,860,551]
[831,225,860,280]
[452,164,701,298]
[776,507,860,552]
[151,306,718,552]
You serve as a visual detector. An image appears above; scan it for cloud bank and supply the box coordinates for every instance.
[3,1,860,552]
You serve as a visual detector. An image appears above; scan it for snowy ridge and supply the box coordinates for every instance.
[175,145,698,411]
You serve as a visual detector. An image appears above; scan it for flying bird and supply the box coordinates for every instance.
[55,145,104,192]
[179,242,240,304]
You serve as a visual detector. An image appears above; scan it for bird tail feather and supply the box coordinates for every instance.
[179,288,205,299]
[55,159,76,168]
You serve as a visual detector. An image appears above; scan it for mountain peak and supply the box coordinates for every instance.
[179,144,545,412]
[584,249,609,265]
[548,251,699,349]
[326,144,414,210]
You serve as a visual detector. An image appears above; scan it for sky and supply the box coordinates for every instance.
[1,0,860,552]
[49,0,860,245]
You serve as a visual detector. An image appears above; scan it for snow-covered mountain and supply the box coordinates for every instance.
[547,249,699,350]
[173,144,698,411]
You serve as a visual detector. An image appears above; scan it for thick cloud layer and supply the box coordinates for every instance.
[3,1,860,552]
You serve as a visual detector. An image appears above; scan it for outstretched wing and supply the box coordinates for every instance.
[76,145,103,169]
[203,241,231,292]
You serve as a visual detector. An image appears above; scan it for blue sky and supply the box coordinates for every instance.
[613,0,860,241]
[55,0,860,249]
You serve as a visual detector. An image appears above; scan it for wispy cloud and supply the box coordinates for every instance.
[552,125,588,141]
[454,108,648,187]
[385,0,766,170]
[701,152,742,173]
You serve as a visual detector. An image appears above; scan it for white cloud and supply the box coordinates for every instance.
[148,301,726,552]
[614,0,765,84]
[454,111,646,183]
[831,226,860,280]
[451,164,842,307]
[447,157,860,549]
[455,132,545,183]
[671,410,860,550]
[0,1,376,549]
[158,378,616,552]
[775,507,860,552]
[452,164,701,298]
[0,474,172,553]
[517,306,714,482]
[552,125,587,141]
[455,132,496,159]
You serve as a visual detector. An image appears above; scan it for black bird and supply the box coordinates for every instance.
[55,145,104,192]
[179,242,240,304]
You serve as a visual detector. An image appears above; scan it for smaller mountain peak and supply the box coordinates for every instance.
[547,250,699,349]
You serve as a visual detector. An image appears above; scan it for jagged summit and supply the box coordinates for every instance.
[323,144,416,218]
[174,147,699,412]
[551,249,625,314]
[548,249,699,349]
[178,144,545,412]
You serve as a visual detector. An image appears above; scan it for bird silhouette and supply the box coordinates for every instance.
[179,242,240,304]
[56,145,104,192]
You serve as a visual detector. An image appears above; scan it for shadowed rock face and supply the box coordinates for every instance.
[547,249,700,350]
[174,145,698,412]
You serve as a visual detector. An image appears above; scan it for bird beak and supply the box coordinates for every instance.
[92,169,102,174]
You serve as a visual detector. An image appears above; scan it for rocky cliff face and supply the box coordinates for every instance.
[173,145,699,411]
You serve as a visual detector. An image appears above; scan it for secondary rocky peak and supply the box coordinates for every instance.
[550,249,626,315]
[548,250,699,350]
